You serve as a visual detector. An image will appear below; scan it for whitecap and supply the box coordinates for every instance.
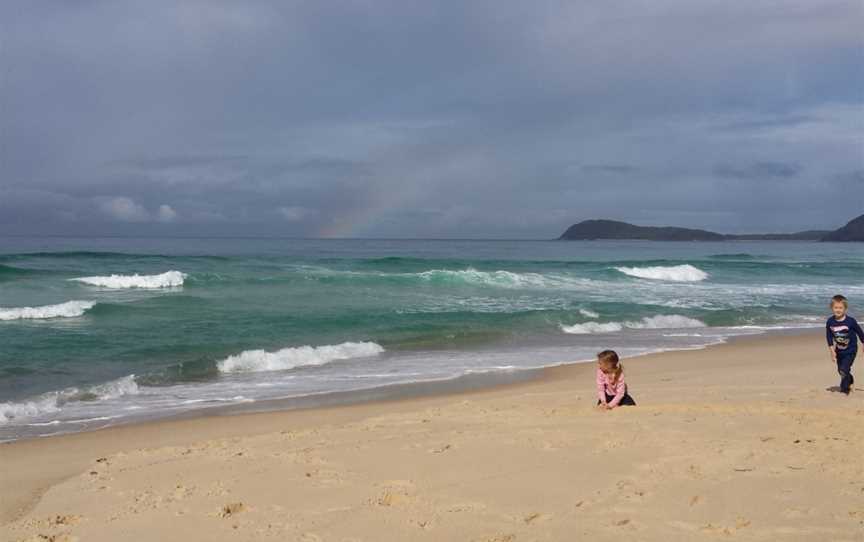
[615,264,708,282]
[0,375,139,425]
[71,270,186,289]
[217,341,385,374]
[0,300,96,321]
[560,321,624,334]
[561,314,706,334]
[415,268,551,288]
[626,315,706,329]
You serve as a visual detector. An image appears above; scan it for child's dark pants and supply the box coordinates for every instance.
[837,351,856,394]
[597,393,636,406]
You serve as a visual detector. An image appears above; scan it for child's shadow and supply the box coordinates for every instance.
[825,386,864,393]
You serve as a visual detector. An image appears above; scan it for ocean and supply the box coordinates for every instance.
[0,237,859,441]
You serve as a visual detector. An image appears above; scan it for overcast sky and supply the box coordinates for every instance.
[1,1,862,238]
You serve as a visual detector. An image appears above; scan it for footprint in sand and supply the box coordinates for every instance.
[700,523,732,535]
[523,512,552,525]
[372,480,416,507]
[49,515,81,527]
[446,502,487,513]
[170,484,195,501]
[220,502,245,518]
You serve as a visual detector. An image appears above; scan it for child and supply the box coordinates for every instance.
[596,350,636,409]
[826,294,864,395]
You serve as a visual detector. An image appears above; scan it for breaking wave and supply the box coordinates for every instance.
[561,314,706,334]
[560,321,624,334]
[615,264,708,282]
[414,268,553,288]
[71,270,186,289]
[0,375,139,425]
[0,300,96,321]
[217,341,385,374]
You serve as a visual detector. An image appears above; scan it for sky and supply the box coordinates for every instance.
[1,0,862,239]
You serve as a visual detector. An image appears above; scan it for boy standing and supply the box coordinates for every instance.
[826,295,864,395]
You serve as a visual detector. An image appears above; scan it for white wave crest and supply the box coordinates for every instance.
[0,300,96,321]
[615,264,708,282]
[0,396,61,424]
[0,375,139,425]
[626,315,706,329]
[415,268,551,288]
[560,321,623,334]
[561,314,706,334]
[85,375,140,400]
[71,270,186,289]
[217,341,385,374]
[579,308,599,318]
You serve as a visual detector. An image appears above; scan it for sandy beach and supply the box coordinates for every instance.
[2,331,862,541]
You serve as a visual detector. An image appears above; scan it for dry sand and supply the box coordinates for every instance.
[2,332,863,541]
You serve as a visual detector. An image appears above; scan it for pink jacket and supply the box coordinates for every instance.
[596,368,627,407]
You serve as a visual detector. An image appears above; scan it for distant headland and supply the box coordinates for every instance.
[559,214,864,242]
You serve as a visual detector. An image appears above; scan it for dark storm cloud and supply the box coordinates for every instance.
[0,0,861,238]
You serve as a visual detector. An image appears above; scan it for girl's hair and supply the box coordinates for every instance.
[597,350,622,382]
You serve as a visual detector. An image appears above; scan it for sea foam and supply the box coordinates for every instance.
[71,270,186,289]
[0,300,96,321]
[615,264,708,282]
[217,341,385,374]
[561,314,706,334]
[415,268,551,289]
[0,375,139,424]
[560,321,623,334]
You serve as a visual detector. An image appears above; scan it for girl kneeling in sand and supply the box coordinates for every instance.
[596,350,636,410]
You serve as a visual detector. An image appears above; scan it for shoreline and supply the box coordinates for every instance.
[1,325,815,443]
[1,331,837,526]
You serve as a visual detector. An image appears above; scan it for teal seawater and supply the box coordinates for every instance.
[0,237,860,439]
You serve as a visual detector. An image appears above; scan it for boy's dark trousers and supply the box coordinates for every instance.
[836,350,856,394]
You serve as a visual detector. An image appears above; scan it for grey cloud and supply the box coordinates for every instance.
[581,165,639,174]
[835,170,864,184]
[0,0,861,238]
[713,162,803,180]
